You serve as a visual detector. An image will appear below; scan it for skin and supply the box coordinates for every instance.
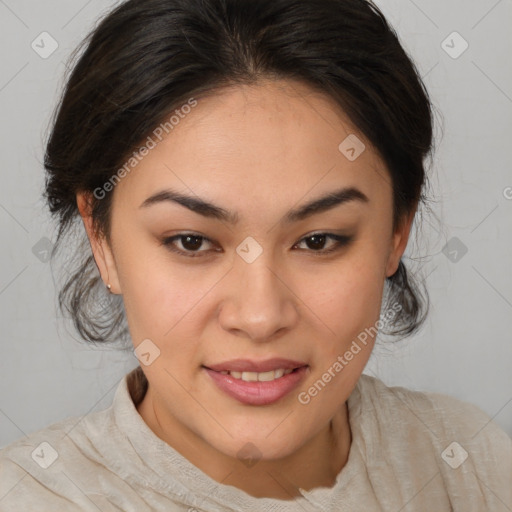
[77,78,415,500]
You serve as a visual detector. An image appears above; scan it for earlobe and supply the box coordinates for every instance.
[76,192,121,294]
[385,210,415,278]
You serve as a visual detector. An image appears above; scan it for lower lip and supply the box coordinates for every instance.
[203,366,309,406]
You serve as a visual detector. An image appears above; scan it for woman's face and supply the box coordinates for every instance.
[81,79,412,462]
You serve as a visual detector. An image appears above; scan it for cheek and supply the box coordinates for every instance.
[117,247,222,359]
[116,225,387,358]
[305,255,386,356]
[112,240,173,336]
[316,255,384,312]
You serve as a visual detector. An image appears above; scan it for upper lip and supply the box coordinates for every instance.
[204,358,308,373]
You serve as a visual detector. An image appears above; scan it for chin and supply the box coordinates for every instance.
[205,427,305,463]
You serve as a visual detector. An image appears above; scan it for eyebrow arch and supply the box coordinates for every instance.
[139,186,369,224]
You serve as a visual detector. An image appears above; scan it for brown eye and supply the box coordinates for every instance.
[161,233,216,257]
[294,233,354,255]
[161,232,353,259]
[304,234,328,250]
[179,234,205,251]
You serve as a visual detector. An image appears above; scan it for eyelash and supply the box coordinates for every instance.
[160,232,354,258]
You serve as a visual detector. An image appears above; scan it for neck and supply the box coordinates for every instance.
[136,387,351,500]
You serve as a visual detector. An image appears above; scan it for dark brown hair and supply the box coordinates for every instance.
[44,0,438,345]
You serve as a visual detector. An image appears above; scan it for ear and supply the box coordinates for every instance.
[77,192,122,294]
[385,208,416,278]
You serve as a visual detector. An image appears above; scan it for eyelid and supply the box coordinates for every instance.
[160,231,354,258]
[293,232,353,251]
[160,232,217,257]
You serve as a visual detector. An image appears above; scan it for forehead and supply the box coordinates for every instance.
[113,79,390,216]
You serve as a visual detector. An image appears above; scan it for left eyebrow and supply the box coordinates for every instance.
[139,186,369,225]
[285,186,369,223]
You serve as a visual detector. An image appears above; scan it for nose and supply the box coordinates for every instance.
[218,249,299,343]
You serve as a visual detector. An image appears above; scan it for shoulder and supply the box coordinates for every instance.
[356,373,511,447]
[0,409,112,511]
[352,374,512,502]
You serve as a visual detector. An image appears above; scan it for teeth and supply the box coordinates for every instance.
[258,370,277,381]
[273,369,285,379]
[223,368,294,381]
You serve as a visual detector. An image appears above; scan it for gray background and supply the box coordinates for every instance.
[0,0,511,449]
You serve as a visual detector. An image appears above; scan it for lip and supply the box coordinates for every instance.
[204,358,308,373]
[203,365,309,406]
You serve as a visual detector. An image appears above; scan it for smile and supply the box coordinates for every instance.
[202,364,309,406]
[219,369,294,381]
